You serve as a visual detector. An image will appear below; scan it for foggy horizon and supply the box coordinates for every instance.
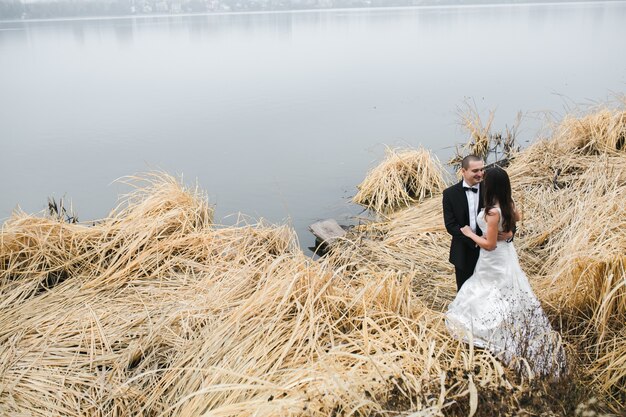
[2,0,621,21]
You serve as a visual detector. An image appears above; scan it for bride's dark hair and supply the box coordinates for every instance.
[483,166,515,232]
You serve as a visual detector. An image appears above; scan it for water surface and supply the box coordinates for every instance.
[1,2,625,250]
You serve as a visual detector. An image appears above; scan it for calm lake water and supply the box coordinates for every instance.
[1,2,626,251]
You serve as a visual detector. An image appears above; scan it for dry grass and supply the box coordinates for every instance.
[353,147,449,215]
[331,102,626,414]
[448,104,521,169]
[553,107,626,154]
[0,173,515,417]
[1,101,625,416]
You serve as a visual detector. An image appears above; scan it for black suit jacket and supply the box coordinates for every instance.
[442,181,484,271]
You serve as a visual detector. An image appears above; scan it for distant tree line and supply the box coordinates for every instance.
[1,0,135,19]
[0,0,594,20]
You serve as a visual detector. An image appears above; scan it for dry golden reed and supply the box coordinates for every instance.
[553,107,626,154]
[0,173,513,417]
[448,105,521,169]
[353,147,449,215]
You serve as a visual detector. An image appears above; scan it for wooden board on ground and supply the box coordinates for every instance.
[309,219,347,245]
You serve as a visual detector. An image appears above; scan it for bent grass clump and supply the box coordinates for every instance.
[553,106,626,154]
[353,147,449,215]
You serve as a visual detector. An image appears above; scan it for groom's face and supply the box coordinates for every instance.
[462,160,485,186]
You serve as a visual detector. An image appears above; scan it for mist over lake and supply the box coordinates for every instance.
[1,1,625,250]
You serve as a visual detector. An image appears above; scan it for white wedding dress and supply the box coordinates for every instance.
[446,208,566,377]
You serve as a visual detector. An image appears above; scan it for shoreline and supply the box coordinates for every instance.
[2,0,624,24]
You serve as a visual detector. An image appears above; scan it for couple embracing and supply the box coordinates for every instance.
[442,156,565,377]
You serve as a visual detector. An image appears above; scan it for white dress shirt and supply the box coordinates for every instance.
[463,180,480,232]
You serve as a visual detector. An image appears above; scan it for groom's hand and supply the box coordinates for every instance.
[498,231,513,241]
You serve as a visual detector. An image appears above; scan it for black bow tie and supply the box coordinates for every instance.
[463,186,478,193]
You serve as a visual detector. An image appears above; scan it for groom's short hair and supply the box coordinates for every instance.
[461,155,482,169]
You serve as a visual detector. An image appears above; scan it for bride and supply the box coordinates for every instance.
[445,166,566,377]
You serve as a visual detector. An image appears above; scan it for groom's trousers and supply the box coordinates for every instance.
[455,267,474,291]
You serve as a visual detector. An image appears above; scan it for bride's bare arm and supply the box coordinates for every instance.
[460,210,499,251]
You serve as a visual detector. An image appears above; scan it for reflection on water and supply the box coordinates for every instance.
[1,2,625,252]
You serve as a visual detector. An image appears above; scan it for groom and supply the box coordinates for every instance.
[442,155,513,291]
